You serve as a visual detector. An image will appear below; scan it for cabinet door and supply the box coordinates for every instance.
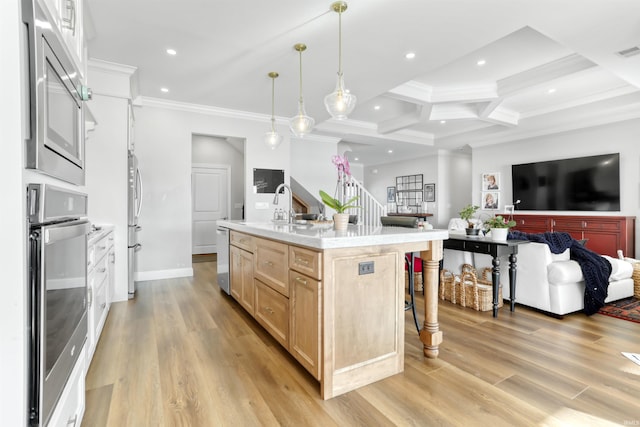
[230,245,242,301]
[239,248,255,314]
[512,215,550,234]
[582,231,621,257]
[289,271,320,379]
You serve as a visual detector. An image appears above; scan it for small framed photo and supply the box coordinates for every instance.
[482,191,500,210]
[504,205,514,215]
[424,183,435,202]
[387,186,396,203]
[482,172,500,191]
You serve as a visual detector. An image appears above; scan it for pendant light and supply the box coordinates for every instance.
[264,72,283,149]
[324,1,357,120]
[289,43,315,137]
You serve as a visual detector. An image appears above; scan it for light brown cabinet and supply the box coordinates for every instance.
[255,280,290,349]
[228,231,321,378]
[289,270,320,379]
[254,238,289,296]
[512,214,635,258]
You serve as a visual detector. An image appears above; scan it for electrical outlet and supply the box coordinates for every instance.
[358,261,374,275]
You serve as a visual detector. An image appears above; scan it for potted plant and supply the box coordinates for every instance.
[484,215,516,240]
[459,204,480,235]
[319,190,360,231]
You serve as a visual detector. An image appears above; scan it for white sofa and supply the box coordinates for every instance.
[444,220,635,316]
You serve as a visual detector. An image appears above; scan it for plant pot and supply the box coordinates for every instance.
[490,228,509,241]
[333,213,350,231]
[465,228,480,236]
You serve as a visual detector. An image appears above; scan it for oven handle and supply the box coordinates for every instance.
[42,219,89,244]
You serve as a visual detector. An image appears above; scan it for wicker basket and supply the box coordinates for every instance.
[633,263,640,298]
[440,265,503,311]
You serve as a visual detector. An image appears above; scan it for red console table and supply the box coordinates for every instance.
[511,214,635,258]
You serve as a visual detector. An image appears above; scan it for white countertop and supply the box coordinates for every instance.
[87,224,114,245]
[217,220,449,250]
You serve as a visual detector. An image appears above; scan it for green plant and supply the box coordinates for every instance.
[319,190,360,214]
[459,204,480,228]
[484,215,516,229]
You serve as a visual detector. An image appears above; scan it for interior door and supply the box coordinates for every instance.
[192,165,229,254]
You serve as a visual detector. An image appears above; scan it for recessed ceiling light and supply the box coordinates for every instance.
[166,48,177,55]
[354,157,359,161]
[160,87,169,93]
[476,59,486,66]
[387,149,393,154]
[374,105,381,110]
[547,88,557,94]
[440,120,447,124]
[405,52,416,60]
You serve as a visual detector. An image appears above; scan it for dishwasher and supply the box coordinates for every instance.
[216,227,230,294]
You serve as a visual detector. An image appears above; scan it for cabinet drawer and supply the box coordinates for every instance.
[254,238,289,296]
[463,241,490,253]
[88,256,109,294]
[289,245,322,280]
[255,280,289,349]
[47,344,85,427]
[553,218,585,230]
[230,231,254,252]
[88,234,110,271]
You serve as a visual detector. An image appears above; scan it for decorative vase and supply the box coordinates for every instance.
[465,227,480,236]
[490,228,509,241]
[333,213,349,231]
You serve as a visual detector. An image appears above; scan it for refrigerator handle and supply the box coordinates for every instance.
[135,167,143,218]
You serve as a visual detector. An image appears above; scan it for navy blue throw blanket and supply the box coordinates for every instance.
[508,231,612,315]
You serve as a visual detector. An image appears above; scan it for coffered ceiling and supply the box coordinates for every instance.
[85,0,640,166]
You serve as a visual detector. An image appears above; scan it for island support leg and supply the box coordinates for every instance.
[420,242,443,358]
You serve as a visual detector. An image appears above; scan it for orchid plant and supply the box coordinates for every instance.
[319,154,359,214]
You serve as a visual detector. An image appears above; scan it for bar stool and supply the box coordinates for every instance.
[381,216,421,334]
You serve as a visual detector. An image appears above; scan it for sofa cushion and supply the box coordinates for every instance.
[548,256,633,285]
[548,261,583,284]
[602,255,633,281]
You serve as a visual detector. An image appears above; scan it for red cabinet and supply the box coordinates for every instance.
[511,214,635,258]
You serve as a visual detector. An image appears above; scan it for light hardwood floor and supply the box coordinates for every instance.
[83,262,640,426]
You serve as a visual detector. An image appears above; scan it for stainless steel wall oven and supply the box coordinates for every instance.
[27,184,89,426]
[22,0,91,185]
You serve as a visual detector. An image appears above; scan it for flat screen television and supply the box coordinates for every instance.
[511,153,620,211]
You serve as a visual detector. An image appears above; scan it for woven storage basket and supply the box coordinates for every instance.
[441,264,502,311]
[633,263,640,298]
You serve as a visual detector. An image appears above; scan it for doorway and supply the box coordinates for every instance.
[191,134,245,259]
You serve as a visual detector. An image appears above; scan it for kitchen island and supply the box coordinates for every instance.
[217,220,447,399]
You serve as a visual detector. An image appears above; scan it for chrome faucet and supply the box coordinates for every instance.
[273,183,295,223]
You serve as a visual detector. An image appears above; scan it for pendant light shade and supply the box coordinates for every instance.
[289,43,315,137]
[324,1,357,120]
[264,72,283,149]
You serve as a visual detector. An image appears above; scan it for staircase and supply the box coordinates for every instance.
[342,177,387,226]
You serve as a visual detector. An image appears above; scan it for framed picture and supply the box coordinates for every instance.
[504,205,515,215]
[387,186,396,203]
[482,172,500,191]
[482,191,500,210]
[424,183,435,202]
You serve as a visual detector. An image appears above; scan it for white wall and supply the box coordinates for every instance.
[0,1,27,422]
[291,136,339,211]
[472,118,640,254]
[85,93,130,301]
[133,101,308,279]
[192,135,245,220]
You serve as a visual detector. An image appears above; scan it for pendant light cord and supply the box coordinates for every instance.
[298,49,304,104]
[338,8,343,77]
[271,76,276,132]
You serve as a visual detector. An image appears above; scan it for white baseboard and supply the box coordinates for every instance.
[135,268,193,281]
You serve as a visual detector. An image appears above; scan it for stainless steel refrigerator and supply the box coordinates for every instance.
[128,151,143,299]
